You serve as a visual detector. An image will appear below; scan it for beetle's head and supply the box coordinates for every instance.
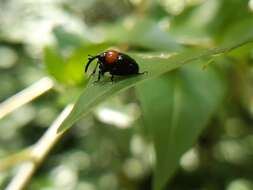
[85,50,119,73]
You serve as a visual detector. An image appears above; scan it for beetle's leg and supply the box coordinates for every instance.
[110,75,114,82]
[95,70,102,82]
[91,61,99,75]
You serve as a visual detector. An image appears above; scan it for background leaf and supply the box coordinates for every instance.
[136,62,225,190]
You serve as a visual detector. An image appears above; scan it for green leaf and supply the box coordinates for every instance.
[136,62,225,190]
[207,0,251,41]
[57,37,253,133]
[53,26,85,49]
[44,46,66,82]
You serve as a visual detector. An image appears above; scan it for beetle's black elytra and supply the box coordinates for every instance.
[85,50,145,82]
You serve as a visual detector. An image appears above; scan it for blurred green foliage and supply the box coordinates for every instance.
[136,62,226,190]
[0,0,253,190]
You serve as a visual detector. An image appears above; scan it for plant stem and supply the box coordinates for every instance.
[0,77,54,120]
[5,104,73,190]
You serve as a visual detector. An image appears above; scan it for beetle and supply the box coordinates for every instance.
[85,50,145,82]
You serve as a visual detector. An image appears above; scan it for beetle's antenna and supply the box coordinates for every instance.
[85,55,99,73]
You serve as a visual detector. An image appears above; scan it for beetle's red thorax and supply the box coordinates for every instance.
[105,50,119,64]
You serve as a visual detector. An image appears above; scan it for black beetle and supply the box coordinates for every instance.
[85,50,145,82]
